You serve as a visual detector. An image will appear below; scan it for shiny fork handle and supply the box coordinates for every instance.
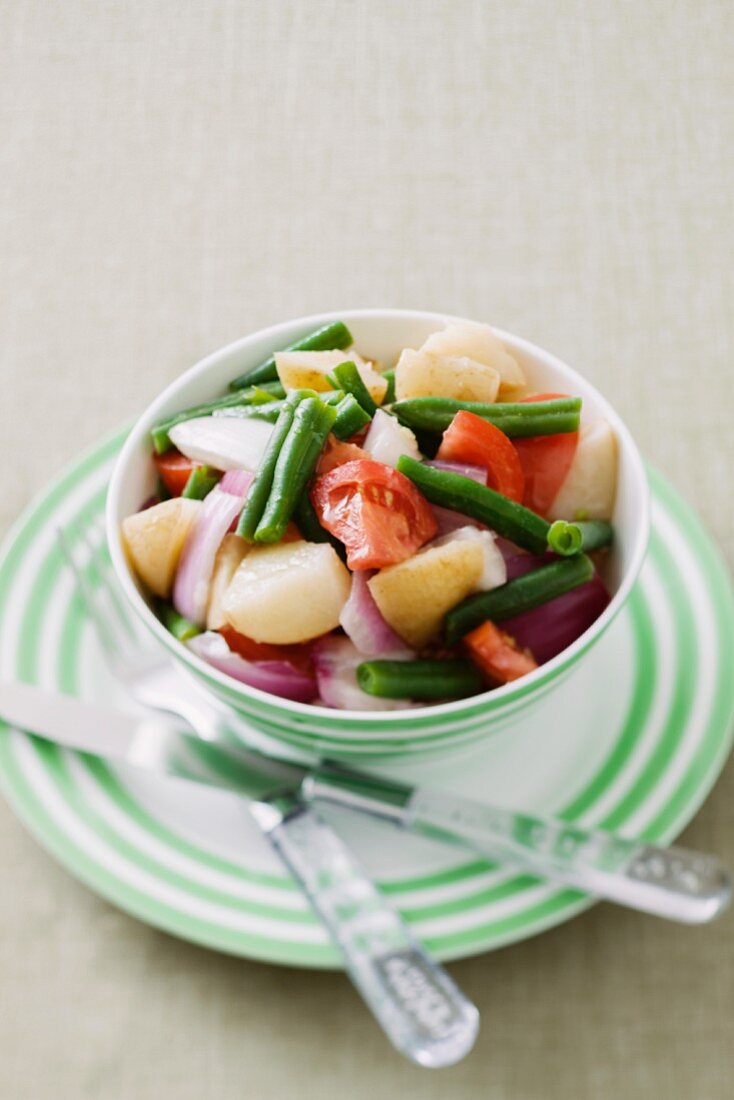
[305,773,732,924]
[250,794,479,1068]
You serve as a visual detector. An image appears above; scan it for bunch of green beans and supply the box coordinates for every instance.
[237,391,337,544]
[229,321,354,390]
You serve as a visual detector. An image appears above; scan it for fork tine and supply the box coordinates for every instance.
[75,523,139,645]
[56,526,141,672]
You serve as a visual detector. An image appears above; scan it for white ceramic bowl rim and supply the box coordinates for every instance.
[107,308,651,724]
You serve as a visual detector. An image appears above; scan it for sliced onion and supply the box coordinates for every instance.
[219,469,253,496]
[173,479,250,626]
[363,409,422,469]
[339,571,412,656]
[312,635,416,711]
[188,632,317,702]
[501,553,610,663]
[169,416,274,472]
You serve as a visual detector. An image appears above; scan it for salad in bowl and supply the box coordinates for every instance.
[117,316,624,714]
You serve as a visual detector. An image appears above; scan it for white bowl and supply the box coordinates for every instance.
[107,309,650,760]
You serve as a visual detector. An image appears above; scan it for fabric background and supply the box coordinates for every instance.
[1,2,732,1097]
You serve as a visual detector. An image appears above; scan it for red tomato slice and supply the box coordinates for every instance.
[153,450,195,496]
[311,459,438,570]
[513,393,579,517]
[317,436,370,476]
[219,627,313,673]
[437,410,525,502]
[464,621,538,684]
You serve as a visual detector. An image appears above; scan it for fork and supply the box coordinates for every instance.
[56,520,480,1067]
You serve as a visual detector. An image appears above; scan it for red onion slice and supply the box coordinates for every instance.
[501,553,610,663]
[173,474,252,626]
[339,571,412,656]
[188,632,317,702]
[219,469,253,497]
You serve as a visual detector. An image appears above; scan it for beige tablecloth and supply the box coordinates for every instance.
[1,3,733,1097]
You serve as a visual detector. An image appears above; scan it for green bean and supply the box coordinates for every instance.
[547,519,614,555]
[236,391,305,541]
[326,361,378,417]
[151,381,285,453]
[181,466,219,500]
[332,393,372,440]
[356,659,483,700]
[154,600,201,642]
[445,555,595,643]
[229,321,354,390]
[392,396,582,437]
[575,520,614,552]
[397,456,551,553]
[382,368,396,404]
[213,401,285,424]
[546,520,582,556]
[255,397,337,543]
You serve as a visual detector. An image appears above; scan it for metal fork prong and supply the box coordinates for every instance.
[56,527,141,673]
[76,522,139,645]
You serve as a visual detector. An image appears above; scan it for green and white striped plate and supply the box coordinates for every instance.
[1,429,733,968]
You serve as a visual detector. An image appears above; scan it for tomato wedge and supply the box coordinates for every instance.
[153,450,195,496]
[513,394,579,517]
[317,436,369,476]
[437,410,525,502]
[219,626,313,673]
[464,620,538,684]
[311,459,438,570]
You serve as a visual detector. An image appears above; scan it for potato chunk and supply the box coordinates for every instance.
[122,498,201,598]
[206,534,250,630]
[394,349,500,404]
[367,540,484,649]
[223,540,351,644]
[421,322,526,400]
[275,350,387,404]
[547,420,618,521]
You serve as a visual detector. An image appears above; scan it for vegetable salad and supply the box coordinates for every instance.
[122,320,617,709]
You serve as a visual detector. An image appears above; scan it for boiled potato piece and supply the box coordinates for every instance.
[430,527,507,591]
[367,540,484,649]
[275,350,388,404]
[394,349,500,404]
[223,540,351,644]
[421,322,526,400]
[547,420,618,521]
[122,498,201,598]
[206,534,250,630]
